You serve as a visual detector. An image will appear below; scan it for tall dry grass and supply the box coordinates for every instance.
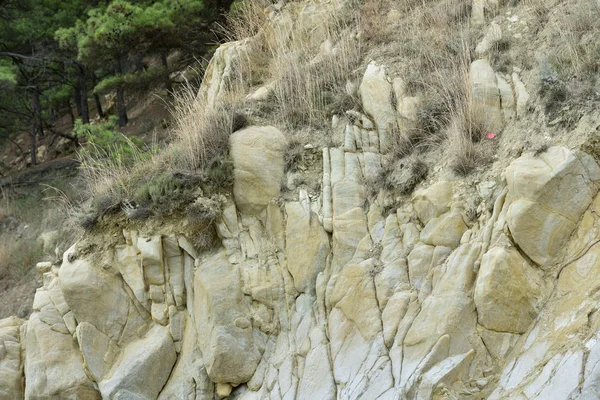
[77,0,507,213]
[224,0,274,42]
[549,0,600,76]
[362,0,486,173]
[256,1,362,128]
[168,82,246,173]
[226,0,363,127]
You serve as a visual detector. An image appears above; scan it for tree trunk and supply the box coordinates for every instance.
[36,94,44,138]
[78,65,90,124]
[160,52,173,96]
[30,92,38,166]
[73,87,82,118]
[92,74,104,119]
[115,57,128,127]
[68,99,75,126]
[135,53,145,73]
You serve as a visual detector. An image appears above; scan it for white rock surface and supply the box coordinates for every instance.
[230,126,287,214]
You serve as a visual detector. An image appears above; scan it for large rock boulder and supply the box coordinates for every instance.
[420,204,468,249]
[475,243,544,333]
[198,39,252,108]
[470,59,503,134]
[0,317,25,399]
[359,62,395,152]
[413,181,454,225]
[285,201,330,294]
[504,146,600,265]
[59,244,178,399]
[59,245,148,344]
[97,325,177,400]
[230,126,287,214]
[25,279,100,400]
[193,251,261,384]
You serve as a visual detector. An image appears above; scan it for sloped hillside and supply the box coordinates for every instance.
[1,0,600,399]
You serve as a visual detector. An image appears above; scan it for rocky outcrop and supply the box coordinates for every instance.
[8,134,600,400]
[230,126,287,215]
[4,0,600,396]
[197,39,253,108]
[474,239,544,333]
[0,317,24,399]
[504,146,600,265]
[469,59,530,133]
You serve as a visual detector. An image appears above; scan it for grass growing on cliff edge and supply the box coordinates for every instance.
[361,0,491,177]
[76,0,510,225]
[228,0,363,129]
[76,81,246,228]
[75,0,365,228]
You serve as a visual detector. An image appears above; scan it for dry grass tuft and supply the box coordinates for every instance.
[264,9,362,128]
[224,0,274,42]
[77,79,246,222]
[168,84,245,173]
[547,0,600,77]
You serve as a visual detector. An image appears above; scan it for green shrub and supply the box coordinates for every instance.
[284,140,304,173]
[132,172,201,215]
[75,116,146,164]
[93,68,168,95]
[204,155,234,189]
[539,61,568,114]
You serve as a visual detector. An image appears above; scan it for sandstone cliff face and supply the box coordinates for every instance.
[6,134,600,399]
[3,0,600,399]
[5,137,600,399]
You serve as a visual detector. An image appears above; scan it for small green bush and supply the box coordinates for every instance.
[132,172,202,215]
[75,116,146,164]
[204,155,234,189]
[539,62,568,114]
[284,140,304,173]
[93,68,168,95]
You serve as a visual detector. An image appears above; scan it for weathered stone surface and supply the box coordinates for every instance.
[475,244,543,333]
[59,245,148,344]
[359,62,395,151]
[413,181,453,225]
[420,206,468,248]
[470,59,503,134]
[297,328,335,400]
[158,313,213,400]
[194,250,261,384]
[512,72,530,117]
[25,286,100,400]
[497,74,515,120]
[164,235,185,307]
[0,317,24,400]
[198,39,252,108]
[491,187,600,398]
[114,242,148,309]
[230,126,287,214]
[76,322,114,382]
[329,259,382,341]
[285,201,330,293]
[505,146,600,265]
[136,235,164,285]
[98,325,176,400]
